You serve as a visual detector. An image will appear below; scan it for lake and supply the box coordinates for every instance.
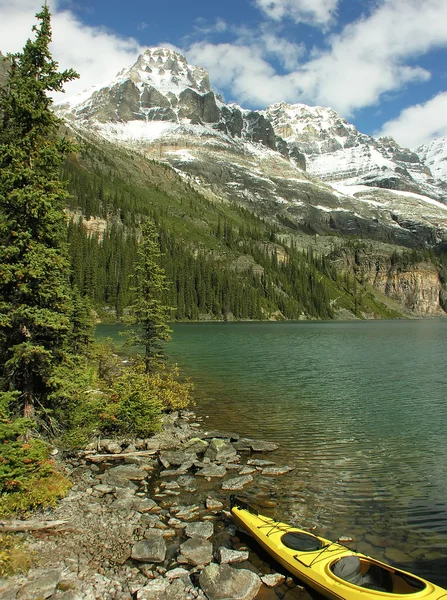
[97,320,447,586]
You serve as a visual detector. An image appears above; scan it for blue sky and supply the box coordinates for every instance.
[1,0,447,148]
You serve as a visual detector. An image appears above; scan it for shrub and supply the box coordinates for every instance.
[0,534,33,577]
[148,363,194,411]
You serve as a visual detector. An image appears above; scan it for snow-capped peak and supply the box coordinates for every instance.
[416,136,447,184]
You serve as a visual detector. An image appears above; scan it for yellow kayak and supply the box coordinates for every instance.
[230,497,447,600]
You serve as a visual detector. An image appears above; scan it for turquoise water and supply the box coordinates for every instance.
[97,320,447,585]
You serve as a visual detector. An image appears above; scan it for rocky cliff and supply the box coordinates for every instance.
[331,246,446,316]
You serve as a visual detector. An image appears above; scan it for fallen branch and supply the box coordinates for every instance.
[85,450,158,463]
[0,519,69,532]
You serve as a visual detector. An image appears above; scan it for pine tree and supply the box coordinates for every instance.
[0,5,79,417]
[126,219,173,372]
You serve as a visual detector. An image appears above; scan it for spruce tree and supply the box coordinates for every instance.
[126,219,172,373]
[0,5,79,417]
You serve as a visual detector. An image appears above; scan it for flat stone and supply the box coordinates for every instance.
[136,579,170,600]
[92,484,115,495]
[197,464,227,478]
[140,514,168,529]
[165,567,191,581]
[131,532,167,563]
[249,440,279,452]
[206,497,224,511]
[261,573,286,587]
[200,563,261,600]
[173,504,200,521]
[205,439,237,463]
[100,464,148,487]
[179,538,213,566]
[261,466,295,476]
[185,521,214,539]
[218,547,249,564]
[247,459,276,467]
[239,466,258,475]
[221,475,253,491]
[17,569,62,599]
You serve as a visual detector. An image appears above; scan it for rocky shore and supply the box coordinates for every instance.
[0,411,309,600]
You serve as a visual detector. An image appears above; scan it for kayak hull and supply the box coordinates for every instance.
[230,497,447,600]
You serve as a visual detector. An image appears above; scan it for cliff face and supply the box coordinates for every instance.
[332,248,446,316]
[373,262,445,316]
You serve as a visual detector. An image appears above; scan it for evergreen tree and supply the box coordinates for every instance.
[0,5,79,417]
[126,219,172,372]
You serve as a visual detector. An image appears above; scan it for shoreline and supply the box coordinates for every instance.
[0,410,306,600]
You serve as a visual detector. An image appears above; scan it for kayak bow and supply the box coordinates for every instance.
[230,496,447,600]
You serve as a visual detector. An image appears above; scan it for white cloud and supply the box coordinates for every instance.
[377,92,447,149]
[253,0,339,28]
[0,0,141,100]
[189,0,447,121]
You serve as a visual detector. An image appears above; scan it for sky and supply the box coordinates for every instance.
[1,0,447,149]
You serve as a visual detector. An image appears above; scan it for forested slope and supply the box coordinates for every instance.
[63,132,403,320]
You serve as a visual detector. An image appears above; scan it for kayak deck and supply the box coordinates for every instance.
[230,497,447,600]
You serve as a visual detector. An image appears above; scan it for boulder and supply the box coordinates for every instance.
[178,538,213,566]
[16,569,62,599]
[160,450,198,466]
[183,437,209,454]
[131,532,167,563]
[205,439,237,463]
[199,563,261,600]
[185,521,214,539]
[100,439,122,454]
[217,547,249,564]
[100,464,148,487]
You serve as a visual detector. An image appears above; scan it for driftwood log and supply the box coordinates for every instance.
[0,519,69,532]
[85,450,158,463]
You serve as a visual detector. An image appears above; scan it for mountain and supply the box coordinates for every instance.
[264,102,446,201]
[416,137,447,184]
[56,48,447,253]
[2,44,444,318]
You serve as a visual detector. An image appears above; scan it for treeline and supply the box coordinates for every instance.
[63,154,338,321]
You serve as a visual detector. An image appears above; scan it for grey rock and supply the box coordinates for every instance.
[196,464,227,478]
[217,547,249,564]
[159,450,198,466]
[204,439,237,463]
[239,466,258,475]
[100,439,122,454]
[205,497,223,511]
[185,521,214,539]
[136,578,169,600]
[131,532,167,563]
[182,437,209,454]
[179,538,213,566]
[221,475,253,491]
[100,464,148,487]
[261,465,295,476]
[248,440,279,452]
[92,484,115,496]
[173,504,200,521]
[16,569,62,599]
[199,563,261,600]
[261,573,286,587]
[247,459,276,467]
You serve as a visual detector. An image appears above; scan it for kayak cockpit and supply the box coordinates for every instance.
[330,556,427,594]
